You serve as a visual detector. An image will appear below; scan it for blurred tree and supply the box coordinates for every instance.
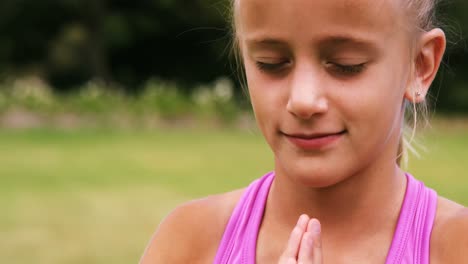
[0,0,233,92]
[103,0,232,92]
[433,0,468,113]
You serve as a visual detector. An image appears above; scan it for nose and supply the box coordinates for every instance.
[286,65,328,119]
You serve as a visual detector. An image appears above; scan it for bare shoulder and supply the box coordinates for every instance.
[430,196,468,263]
[139,188,245,264]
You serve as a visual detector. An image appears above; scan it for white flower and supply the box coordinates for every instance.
[213,77,233,102]
[193,85,213,106]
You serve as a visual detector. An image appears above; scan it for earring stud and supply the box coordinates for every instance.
[415,91,421,97]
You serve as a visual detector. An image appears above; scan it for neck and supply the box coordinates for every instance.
[266,161,407,239]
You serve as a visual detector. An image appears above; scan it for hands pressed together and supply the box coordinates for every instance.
[279,215,323,264]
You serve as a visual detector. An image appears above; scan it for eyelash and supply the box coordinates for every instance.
[255,61,366,75]
[255,61,287,73]
[327,63,366,75]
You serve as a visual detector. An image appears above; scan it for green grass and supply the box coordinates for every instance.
[407,124,468,204]
[0,122,467,264]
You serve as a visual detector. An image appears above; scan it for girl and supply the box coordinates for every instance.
[141,0,467,263]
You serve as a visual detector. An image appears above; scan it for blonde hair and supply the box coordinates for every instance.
[229,0,442,166]
[398,0,441,166]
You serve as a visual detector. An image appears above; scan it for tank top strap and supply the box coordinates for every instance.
[385,173,438,264]
[213,172,275,264]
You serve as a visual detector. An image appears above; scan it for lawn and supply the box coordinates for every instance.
[0,121,467,264]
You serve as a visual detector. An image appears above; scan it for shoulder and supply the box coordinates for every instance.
[139,188,245,264]
[430,196,468,263]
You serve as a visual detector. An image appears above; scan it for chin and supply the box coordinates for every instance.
[296,171,342,188]
[279,159,347,188]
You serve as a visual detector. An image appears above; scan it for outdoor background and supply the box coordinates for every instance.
[0,1,467,263]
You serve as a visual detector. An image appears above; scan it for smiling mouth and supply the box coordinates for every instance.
[282,130,346,150]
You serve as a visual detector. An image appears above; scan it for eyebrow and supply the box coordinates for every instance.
[244,34,380,55]
[320,35,381,55]
[319,35,378,48]
[244,37,290,50]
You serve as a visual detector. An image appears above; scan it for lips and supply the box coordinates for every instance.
[282,130,346,150]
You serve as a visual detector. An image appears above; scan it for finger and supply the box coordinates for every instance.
[297,231,314,263]
[309,219,323,263]
[280,214,309,260]
[297,214,309,230]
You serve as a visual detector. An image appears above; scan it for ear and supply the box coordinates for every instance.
[405,28,446,103]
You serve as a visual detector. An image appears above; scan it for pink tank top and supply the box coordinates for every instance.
[213,172,438,264]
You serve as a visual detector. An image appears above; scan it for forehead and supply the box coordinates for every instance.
[236,0,404,44]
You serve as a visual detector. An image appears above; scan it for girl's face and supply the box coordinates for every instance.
[238,0,414,186]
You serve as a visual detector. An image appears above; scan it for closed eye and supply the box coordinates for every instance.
[326,62,366,75]
[255,61,289,73]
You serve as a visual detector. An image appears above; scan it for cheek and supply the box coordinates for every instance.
[338,62,407,144]
[245,63,287,129]
[245,64,267,118]
[245,72,276,143]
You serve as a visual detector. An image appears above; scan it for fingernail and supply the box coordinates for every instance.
[297,214,309,227]
[310,218,321,234]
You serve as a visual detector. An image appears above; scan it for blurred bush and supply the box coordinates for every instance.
[0,76,246,129]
